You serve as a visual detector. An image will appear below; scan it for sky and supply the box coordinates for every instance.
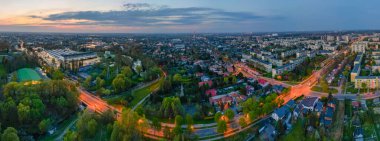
[0,0,380,33]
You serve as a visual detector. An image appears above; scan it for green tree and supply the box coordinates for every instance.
[17,103,30,123]
[76,110,98,138]
[112,74,126,93]
[217,120,227,133]
[160,97,183,118]
[1,127,19,141]
[52,69,64,80]
[238,117,247,128]
[83,76,92,89]
[231,76,237,84]
[173,115,183,135]
[186,114,193,132]
[63,130,77,141]
[121,66,133,78]
[95,77,105,89]
[152,118,162,135]
[223,77,229,84]
[163,126,173,139]
[110,108,143,141]
[225,109,235,121]
[39,119,51,133]
[362,82,367,94]
[173,74,182,83]
[214,112,223,122]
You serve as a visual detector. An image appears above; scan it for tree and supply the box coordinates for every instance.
[95,77,105,90]
[152,118,162,135]
[163,126,173,139]
[173,74,182,83]
[186,114,193,132]
[87,119,98,137]
[135,65,143,75]
[39,119,51,133]
[121,66,133,78]
[328,92,333,102]
[217,120,227,133]
[83,76,92,89]
[112,74,126,93]
[1,127,19,141]
[64,130,78,141]
[173,115,183,135]
[362,82,367,94]
[225,109,235,121]
[231,76,237,84]
[223,77,229,84]
[17,103,30,123]
[214,112,223,122]
[238,117,247,128]
[52,69,64,80]
[110,108,144,141]
[160,97,183,118]
[76,110,98,138]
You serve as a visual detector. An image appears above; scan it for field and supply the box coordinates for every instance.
[128,78,162,107]
[311,86,338,94]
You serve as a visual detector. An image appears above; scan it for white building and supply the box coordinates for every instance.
[351,42,368,53]
[38,48,100,70]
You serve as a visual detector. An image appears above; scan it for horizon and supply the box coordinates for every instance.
[1,0,380,33]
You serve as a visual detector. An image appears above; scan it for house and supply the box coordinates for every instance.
[285,100,296,109]
[199,80,213,87]
[314,101,324,116]
[323,107,334,127]
[205,89,217,97]
[209,94,233,105]
[258,79,269,87]
[271,106,290,121]
[272,85,284,93]
[201,75,211,81]
[293,97,319,118]
[195,72,204,77]
[300,97,319,110]
[247,78,256,84]
[352,101,360,109]
[246,85,255,96]
[327,100,336,110]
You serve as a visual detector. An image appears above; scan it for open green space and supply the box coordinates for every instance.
[128,78,162,107]
[17,68,42,82]
[311,86,338,94]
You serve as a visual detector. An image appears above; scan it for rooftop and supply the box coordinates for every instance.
[17,68,42,82]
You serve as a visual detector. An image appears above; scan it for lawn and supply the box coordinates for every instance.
[284,81,300,85]
[311,86,338,94]
[128,77,163,108]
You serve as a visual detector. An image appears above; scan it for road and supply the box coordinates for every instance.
[235,49,346,105]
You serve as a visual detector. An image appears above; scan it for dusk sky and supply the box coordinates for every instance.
[1,0,380,33]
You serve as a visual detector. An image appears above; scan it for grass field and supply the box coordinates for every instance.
[311,86,338,94]
[128,78,162,107]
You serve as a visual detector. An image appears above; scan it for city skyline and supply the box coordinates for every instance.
[1,0,380,33]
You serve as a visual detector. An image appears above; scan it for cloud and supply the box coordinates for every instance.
[33,3,264,27]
